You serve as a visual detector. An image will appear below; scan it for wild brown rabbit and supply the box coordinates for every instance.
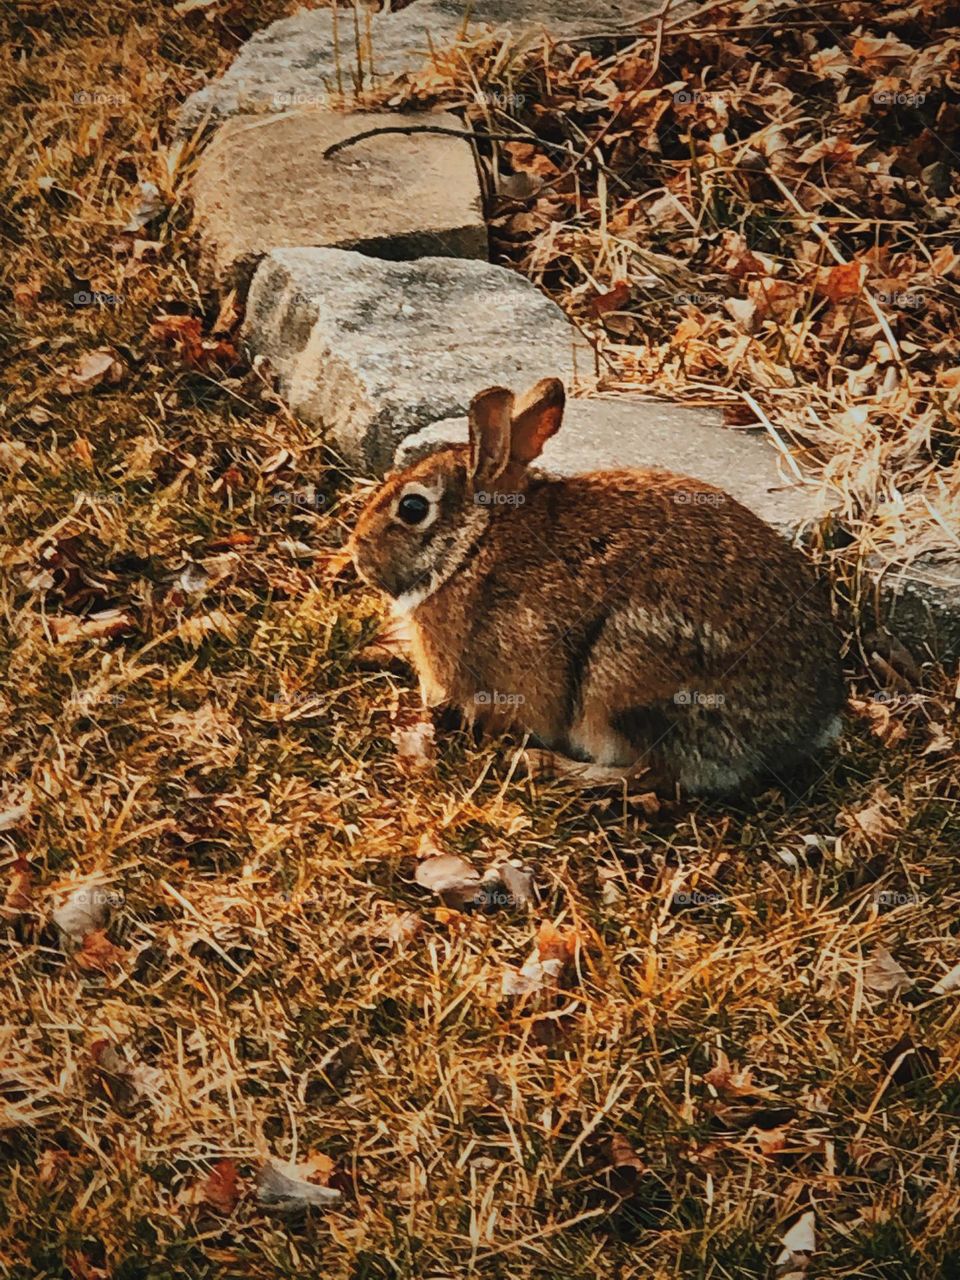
[350,378,844,795]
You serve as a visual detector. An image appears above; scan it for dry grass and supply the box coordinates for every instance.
[2,2,960,1278]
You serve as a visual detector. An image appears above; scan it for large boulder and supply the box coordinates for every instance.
[179,0,658,132]
[192,108,486,293]
[242,247,590,471]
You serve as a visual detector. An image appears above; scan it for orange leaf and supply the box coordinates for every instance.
[198,1159,242,1214]
[73,930,127,972]
[590,281,631,316]
[536,919,577,966]
[1,857,34,920]
[818,261,866,304]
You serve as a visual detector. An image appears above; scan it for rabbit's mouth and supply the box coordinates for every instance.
[351,542,429,603]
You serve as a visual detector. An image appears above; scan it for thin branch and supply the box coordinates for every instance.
[322,123,576,161]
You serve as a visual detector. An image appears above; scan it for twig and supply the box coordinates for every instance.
[322,123,575,161]
[324,121,638,197]
[739,389,807,485]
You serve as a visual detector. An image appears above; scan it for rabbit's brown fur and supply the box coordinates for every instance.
[350,379,844,795]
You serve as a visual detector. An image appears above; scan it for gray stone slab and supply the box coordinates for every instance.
[242,247,590,471]
[179,0,656,133]
[864,559,960,659]
[192,108,486,293]
[397,399,827,536]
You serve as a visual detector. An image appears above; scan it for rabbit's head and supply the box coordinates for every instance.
[350,378,564,611]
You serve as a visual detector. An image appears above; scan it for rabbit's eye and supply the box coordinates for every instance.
[397,493,431,526]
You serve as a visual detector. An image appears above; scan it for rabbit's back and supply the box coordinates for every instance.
[410,467,843,793]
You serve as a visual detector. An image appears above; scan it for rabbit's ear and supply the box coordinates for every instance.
[510,377,565,464]
[469,386,514,486]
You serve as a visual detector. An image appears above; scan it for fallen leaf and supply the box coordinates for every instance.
[590,281,631,316]
[0,800,30,831]
[704,1050,758,1098]
[487,861,536,908]
[817,261,866,304]
[13,276,42,315]
[73,929,127,973]
[366,907,423,947]
[415,854,481,908]
[848,697,907,748]
[862,945,910,996]
[256,1158,342,1211]
[392,717,436,768]
[121,180,165,233]
[724,297,760,333]
[933,961,960,995]
[149,313,237,371]
[1,858,35,921]
[48,609,136,645]
[837,787,899,850]
[60,347,124,393]
[52,882,115,940]
[776,1209,816,1277]
[754,1125,790,1157]
[181,1159,242,1214]
[852,32,915,64]
[922,723,953,755]
[502,920,577,996]
[37,1149,74,1187]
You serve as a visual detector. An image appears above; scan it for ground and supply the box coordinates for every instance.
[2,2,960,1277]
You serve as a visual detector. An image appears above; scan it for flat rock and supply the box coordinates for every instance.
[398,407,960,657]
[179,0,656,132]
[865,559,960,659]
[193,108,486,292]
[243,247,590,471]
[397,399,826,536]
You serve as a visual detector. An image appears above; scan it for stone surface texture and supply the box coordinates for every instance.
[397,399,829,536]
[867,559,960,658]
[192,108,487,292]
[180,0,655,131]
[242,247,591,471]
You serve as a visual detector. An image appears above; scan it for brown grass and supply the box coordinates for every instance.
[1,2,960,1278]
